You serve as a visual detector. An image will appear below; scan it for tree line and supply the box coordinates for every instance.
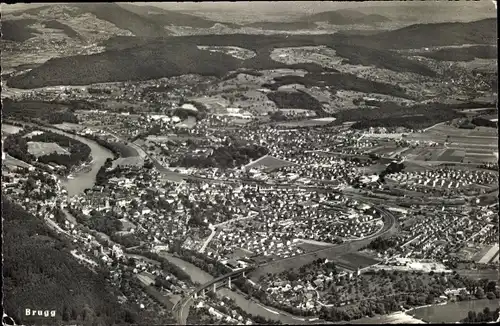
[461,307,500,323]
[171,144,269,169]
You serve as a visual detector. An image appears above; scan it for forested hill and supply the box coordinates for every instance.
[6,32,435,89]
[336,18,497,49]
[2,196,145,325]
[116,3,226,28]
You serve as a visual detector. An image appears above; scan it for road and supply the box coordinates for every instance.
[199,210,260,253]
[198,225,216,254]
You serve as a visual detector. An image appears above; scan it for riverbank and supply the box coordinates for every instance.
[349,311,426,324]
[4,122,115,197]
[408,298,500,324]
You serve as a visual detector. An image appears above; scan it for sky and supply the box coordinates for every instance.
[2,1,497,23]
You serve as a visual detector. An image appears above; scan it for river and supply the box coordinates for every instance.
[48,128,114,196]
[3,123,115,196]
[408,299,500,323]
[158,252,324,324]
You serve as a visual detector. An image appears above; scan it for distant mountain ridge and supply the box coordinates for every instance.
[4,2,230,39]
[117,3,230,28]
[244,8,390,30]
[6,31,436,89]
[299,9,390,25]
[337,18,497,49]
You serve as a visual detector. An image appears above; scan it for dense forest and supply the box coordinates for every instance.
[2,196,145,325]
[336,102,494,130]
[266,90,327,117]
[171,144,269,169]
[1,98,102,124]
[7,25,439,89]
[30,131,92,169]
[414,45,497,62]
[471,116,498,128]
[3,134,36,163]
[1,19,38,42]
[44,19,82,40]
[461,307,500,323]
[364,237,402,252]
[3,128,92,171]
[125,250,193,283]
[263,72,411,100]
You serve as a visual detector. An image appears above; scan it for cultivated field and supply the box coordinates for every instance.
[53,122,85,132]
[249,239,388,281]
[457,269,500,281]
[27,141,70,157]
[1,124,24,135]
[329,252,381,271]
[403,124,498,163]
[276,117,336,128]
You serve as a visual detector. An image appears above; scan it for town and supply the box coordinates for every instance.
[1,2,498,326]
[2,87,498,324]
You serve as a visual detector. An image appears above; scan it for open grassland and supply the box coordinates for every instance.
[27,141,70,157]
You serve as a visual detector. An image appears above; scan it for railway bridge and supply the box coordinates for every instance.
[172,266,255,320]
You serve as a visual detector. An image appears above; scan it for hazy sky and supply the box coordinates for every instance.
[2,1,497,22]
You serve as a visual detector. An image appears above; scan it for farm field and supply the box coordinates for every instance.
[477,244,500,264]
[457,269,500,281]
[1,124,24,135]
[448,136,497,146]
[401,124,498,163]
[421,124,497,137]
[249,240,383,281]
[410,125,497,141]
[403,146,498,164]
[362,133,404,139]
[52,122,85,132]
[27,141,70,157]
[367,146,399,156]
[245,154,295,171]
[276,117,336,128]
[330,252,381,272]
[3,153,34,169]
